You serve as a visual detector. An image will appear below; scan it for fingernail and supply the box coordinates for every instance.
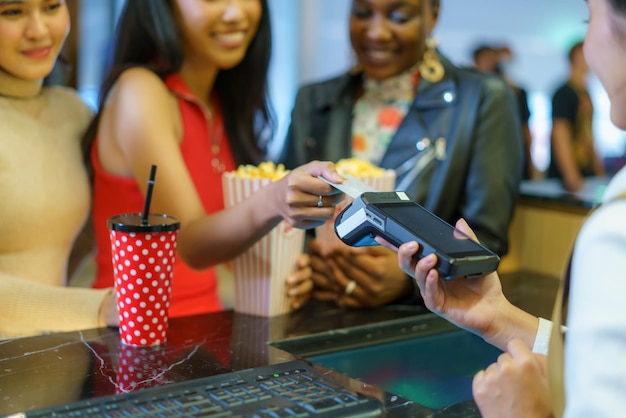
[426,255,436,266]
[406,242,418,251]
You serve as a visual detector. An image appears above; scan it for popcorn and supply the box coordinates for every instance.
[222,162,304,317]
[235,162,288,180]
[336,158,388,177]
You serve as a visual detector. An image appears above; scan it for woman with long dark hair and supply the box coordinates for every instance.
[86,0,342,317]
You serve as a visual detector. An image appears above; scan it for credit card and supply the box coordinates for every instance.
[318,175,377,198]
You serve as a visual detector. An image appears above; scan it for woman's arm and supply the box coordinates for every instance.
[0,273,114,338]
[97,68,342,270]
[551,119,585,191]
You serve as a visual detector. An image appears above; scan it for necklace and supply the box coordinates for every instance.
[205,102,225,174]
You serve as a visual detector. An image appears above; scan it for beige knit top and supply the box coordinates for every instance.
[0,81,111,339]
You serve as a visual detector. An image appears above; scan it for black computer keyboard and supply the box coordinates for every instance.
[18,360,383,418]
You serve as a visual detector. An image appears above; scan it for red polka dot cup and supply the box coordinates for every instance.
[108,213,180,347]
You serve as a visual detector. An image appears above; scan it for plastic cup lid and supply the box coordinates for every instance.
[108,213,180,233]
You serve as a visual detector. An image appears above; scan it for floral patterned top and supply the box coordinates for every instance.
[351,63,420,164]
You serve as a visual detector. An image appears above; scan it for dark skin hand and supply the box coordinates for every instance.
[308,239,343,302]
[308,238,413,308]
[285,253,314,310]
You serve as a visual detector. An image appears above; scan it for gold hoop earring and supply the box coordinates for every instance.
[419,38,444,83]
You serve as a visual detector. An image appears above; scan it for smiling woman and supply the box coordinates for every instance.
[279,0,524,310]
[0,0,118,338]
[82,0,343,319]
[0,0,69,87]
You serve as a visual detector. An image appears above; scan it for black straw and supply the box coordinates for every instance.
[141,165,157,225]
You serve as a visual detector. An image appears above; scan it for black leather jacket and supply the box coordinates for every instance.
[279,55,523,255]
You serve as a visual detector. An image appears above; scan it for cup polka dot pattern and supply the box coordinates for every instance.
[110,230,178,346]
[116,345,168,393]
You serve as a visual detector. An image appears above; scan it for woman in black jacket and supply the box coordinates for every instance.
[281,0,523,309]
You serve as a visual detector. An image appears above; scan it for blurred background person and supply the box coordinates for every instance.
[548,40,606,191]
[472,44,499,74]
[472,43,536,179]
[281,0,523,309]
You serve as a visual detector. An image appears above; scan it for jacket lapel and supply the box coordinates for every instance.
[380,61,457,174]
[308,74,358,162]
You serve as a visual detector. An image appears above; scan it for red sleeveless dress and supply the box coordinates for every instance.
[91,73,236,317]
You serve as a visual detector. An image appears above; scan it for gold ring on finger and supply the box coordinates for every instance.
[344,280,356,295]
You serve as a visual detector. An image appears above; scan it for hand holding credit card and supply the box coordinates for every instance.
[318,176,500,279]
[315,174,395,256]
[318,174,378,198]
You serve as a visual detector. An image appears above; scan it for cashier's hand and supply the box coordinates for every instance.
[392,218,507,338]
[472,339,552,418]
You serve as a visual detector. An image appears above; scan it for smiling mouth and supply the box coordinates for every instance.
[213,31,247,46]
[22,47,52,59]
[361,48,397,63]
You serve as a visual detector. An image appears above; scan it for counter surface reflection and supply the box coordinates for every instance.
[0,271,557,417]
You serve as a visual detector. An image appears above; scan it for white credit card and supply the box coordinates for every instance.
[318,175,377,198]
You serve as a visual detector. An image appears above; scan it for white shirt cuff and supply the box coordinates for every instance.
[532,317,553,355]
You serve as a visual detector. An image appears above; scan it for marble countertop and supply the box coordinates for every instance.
[0,271,557,417]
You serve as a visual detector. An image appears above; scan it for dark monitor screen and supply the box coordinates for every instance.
[307,329,502,409]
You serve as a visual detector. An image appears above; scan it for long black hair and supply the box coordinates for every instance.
[83,0,273,170]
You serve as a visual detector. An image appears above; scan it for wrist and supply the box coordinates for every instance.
[483,298,539,351]
[247,180,283,229]
[266,179,287,223]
